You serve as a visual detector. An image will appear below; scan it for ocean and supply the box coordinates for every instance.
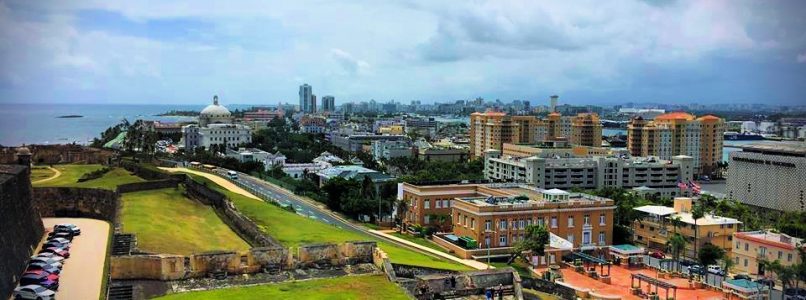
[0,103,254,147]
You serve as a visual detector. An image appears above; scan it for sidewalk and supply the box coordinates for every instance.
[368,229,492,270]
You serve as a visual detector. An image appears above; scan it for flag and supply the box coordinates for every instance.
[687,180,701,195]
[677,180,687,190]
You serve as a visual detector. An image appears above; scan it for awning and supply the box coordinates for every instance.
[549,233,573,250]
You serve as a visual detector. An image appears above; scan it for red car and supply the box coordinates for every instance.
[39,247,70,258]
[22,270,59,281]
[649,250,665,259]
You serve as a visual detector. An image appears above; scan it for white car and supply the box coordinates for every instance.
[707,265,725,275]
[32,253,64,263]
[29,258,62,269]
[14,284,56,300]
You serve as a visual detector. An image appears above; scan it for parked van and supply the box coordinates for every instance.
[227,170,238,179]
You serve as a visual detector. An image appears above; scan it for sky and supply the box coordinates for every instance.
[0,0,805,106]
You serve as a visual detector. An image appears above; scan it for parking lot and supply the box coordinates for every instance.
[33,218,110,300]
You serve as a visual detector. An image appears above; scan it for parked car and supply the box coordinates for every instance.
[39,247,69,258]
[25,262,60,275]
[48,237,71,245]
[29,258,62,269]
[13,285,56,300]
[783,288,806,300]
[43,240,70,250]
[687,264,705,275]
[679,259,697,267]
[19,273,59,291]
[22,270,59,280]
[707,265,726,276]
[734,274,752,280]
[31,253,64,263]
[649,250,665,259]
[55,223,81,235]
[755,277,775,288]
[47,231,73,241]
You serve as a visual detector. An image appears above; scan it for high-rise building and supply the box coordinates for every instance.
[627,112,725,175]
[570,113,603,147]
[549,95,559,113]
[299,84,315,113]
[321,95,335,112]
[469,111,538,159]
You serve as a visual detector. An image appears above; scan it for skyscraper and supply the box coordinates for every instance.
[550,95,559,113]
[322,95,335,112]
[299,84,315,113]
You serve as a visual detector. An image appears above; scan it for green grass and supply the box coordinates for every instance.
[154,275,409,300]
[490,259,534,279]
[183,173,469,271]
[120,187,250,255]
[33,164,145,190]
[30,166,56,181]
[390,233,450,253]
[523,289,562,300]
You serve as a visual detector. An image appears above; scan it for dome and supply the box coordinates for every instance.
[200,95,231,117]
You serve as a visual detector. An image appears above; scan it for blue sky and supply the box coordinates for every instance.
[0,0,804,106]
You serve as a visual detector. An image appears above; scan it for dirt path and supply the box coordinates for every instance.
[158,167,261,200]
[40,218,110,300]
[32,166,61,184]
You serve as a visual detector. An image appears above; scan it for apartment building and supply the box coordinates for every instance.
[484,150,694,197]
[570,113,603,147]
[633,198,741,259]
[469,111,527,159]
[732,230,804,276]
[726,142,806,212]
[628,112,725,175]
[399,183,615,255]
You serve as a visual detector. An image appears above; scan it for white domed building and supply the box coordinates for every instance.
[182,96,252,151]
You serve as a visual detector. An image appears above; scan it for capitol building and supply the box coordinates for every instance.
[182,96,252,150]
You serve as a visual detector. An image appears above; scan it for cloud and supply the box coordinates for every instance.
[798,52,806,63]
[330,48,370,76]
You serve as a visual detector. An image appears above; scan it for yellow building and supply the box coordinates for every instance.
[469,112,527,159]
[570,113,603,147]
[628,112,725,175]
[633,198,741,259]
[732,230,804,276]
[378,125,405,135]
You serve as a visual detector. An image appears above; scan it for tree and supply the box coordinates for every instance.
[698,242,725,267]
[396,199,409,232]
[508,224,550,265]
[765,260,795,294]
[692,203,706,258]
[720,255,735,276]
[666,233,687,272]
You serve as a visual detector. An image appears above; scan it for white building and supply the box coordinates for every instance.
[182,96,252,150]
[372,140,413,161]
[225,148,270,163]
[278,152,345,179]
[727,142,806,212]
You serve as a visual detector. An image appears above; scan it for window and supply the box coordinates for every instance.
[499,220,507,230]
[443,200,449,208]
[519,219,525,229]
[551,216,558,228]
[598,232,605,245]
[778,251,783,260]
[759,247,767,257]
[424,200,430,209]
[463,216,467,226]
[568,216,574,228]
[435,200,441,208]
[599,214,606,225]
[745,243,749,251]
[744,259,748,267]
[583,232,591,244]
[485,220,492,231]
[584,214,590,225]
[538,217,545,227]
[736,242,740,249]
[734,256,739,264]
[424,215,430,224]
[567,234,574,244]
[788,253,793,262]
[499,236,507,246]
[471,218,475,228]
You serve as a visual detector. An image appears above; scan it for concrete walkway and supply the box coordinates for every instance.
[159,167,261,200]
[368,229,492,270]
[32,166,61,184]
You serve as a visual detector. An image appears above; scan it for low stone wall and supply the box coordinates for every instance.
[32,187,119,221]
[0,165,45,299]
[391,263,457,279]
[110,242,374,280]
[110,254,185,281]
[116,179,179,193]
[121,162,183,181]
[432,234,512,259]
[522,277,576,300]
[0,145,113,165]
[407,268,522,300]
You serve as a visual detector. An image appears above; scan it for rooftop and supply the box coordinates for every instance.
[734,230,804,250]
[740,141,806,156]
[655,112,695,121]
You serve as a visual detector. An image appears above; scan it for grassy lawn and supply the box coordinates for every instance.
[120,187,250,255]
[490,259,534,279]
[523,289,562,300]
[184,173,469,271]
[155,275,409,300]
[31,166,56,181]
[33,164,145,190]
[390,232,450,253]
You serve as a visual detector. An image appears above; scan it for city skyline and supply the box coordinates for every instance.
[1,1,805,105]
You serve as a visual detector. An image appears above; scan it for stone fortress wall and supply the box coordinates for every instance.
[0,165,45,300]
[0,144,113,165]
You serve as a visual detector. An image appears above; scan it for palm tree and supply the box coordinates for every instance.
[396,199,409,233]
[720,255,735,276]
[691,204,705,259]
[766,260,796,296]
[667,233,687,272]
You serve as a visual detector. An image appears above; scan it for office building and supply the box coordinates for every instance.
[628,112,725,175]
[299,84,315,113]
[322,95,335,112]
[732,230,804,276]
[399,183,615,264]
[726,142,806,212]
[633,198,741,259]
[550,95,558,113]
[484,150,694,197]
[372,140,413,161]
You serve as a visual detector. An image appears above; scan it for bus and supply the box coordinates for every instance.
[227,170,238,179]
